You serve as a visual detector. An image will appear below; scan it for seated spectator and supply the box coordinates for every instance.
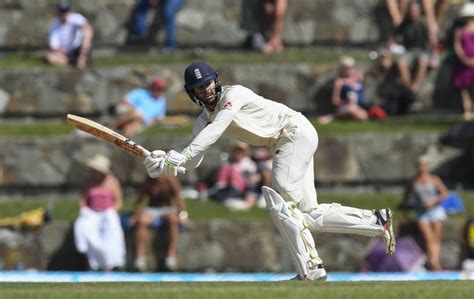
[109,78,168,136]
[247,146,273,209]
[262,0,288,54]
[126,0,184,51]
[221,146,274,211]
[385,0,448,40]
[318,56,369,124]
[132,175,187,272]
[46,1,94,70]
[400,155,449,271]
[390,1,432,95]
[208,143,257,210]
[73,154,126,271]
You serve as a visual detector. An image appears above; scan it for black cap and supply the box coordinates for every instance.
[57,1,70,12]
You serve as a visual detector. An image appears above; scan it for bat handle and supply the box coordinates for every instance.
[143,148,186,174]
[143,149,151,157]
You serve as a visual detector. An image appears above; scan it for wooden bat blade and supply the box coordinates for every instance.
[66,114,150,157]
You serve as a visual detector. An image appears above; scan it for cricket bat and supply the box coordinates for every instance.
[66,114,185,173]
[67,114,151,157]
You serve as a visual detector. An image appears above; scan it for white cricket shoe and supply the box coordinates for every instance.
[376,208,396,255]
[289,264,327,281]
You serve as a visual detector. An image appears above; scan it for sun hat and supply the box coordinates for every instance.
[86,154,111,175]
[459,3,474,18]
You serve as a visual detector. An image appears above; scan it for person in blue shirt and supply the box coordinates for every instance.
[110,78,167,136]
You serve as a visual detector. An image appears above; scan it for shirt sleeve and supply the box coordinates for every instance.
[70,13,87,26]
[182,97,243,161]
[49,22,60,49]
[124,89,142,107]
[182,114,206,169]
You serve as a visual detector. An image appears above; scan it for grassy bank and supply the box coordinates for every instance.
[0,115,462,137]
[0,47,372,69]
[0,191,472,222]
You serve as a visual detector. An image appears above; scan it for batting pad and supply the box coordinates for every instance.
[305,203,384,237]
[262,186,323,279]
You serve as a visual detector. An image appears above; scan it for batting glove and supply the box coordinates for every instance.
[159,150,187,176]
[143,150,166,178]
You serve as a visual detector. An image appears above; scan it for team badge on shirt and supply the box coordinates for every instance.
[223,101,232,110]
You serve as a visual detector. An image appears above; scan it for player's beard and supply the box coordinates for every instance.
[201,90,217,110]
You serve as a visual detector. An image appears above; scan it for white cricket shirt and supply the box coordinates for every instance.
[182,85,297,164]
[49,12,87,53]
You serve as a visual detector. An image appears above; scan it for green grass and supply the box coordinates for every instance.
[0,47,372,69]
[312,115,462,135]
[0,115,462,137]
[1,191,473,222]
[0,281,471,299]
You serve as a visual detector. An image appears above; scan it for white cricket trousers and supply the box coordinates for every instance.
[270,113,384,237]
[270,112,319,212]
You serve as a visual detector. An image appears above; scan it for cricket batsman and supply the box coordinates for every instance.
[143,62,396,281]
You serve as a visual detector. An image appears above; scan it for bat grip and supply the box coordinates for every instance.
[143,149,151,157]
[143,148,185,174]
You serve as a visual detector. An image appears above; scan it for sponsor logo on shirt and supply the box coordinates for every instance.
[223,101,232,110]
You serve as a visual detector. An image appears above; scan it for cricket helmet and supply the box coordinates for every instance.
[184,62,221,107]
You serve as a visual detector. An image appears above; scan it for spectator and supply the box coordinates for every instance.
[109,78,168,136]
[262,0,288,54]
[73,154,126,271]
[132,175,187,272]
[223,146,274,211]
[452,2,474,121]
[46,1,94,70]
[385,0,449,48]
[207,143,257,210]
[240,0,267,51]
[401,155,449,271]
[127,0,184,52]
[318,56,369,124]
[248,146,273,209]
[390,1,432,95]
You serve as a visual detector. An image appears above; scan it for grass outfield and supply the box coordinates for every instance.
[0,281,472,299]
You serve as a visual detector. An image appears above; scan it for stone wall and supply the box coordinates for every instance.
[0,62,461,119]
[0,0,404,50]
[0,219,465,272]
[0,1,465,49]
[0,132,469,190]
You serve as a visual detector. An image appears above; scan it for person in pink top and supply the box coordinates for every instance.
[452,3,474,121]
[208,142,257,205]
[73,154,126,271]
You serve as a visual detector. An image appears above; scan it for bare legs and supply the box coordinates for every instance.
[418,220,444,271]
[134,211,180,270]
[397,58,429,93]
[460,89,473,120]
[262,0,288,54]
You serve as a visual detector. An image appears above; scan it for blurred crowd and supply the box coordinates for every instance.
[5,0,474,274]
